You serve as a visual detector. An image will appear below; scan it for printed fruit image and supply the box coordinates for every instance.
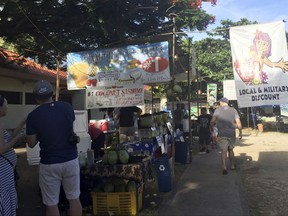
[86,79,97,87]
[142,57,169,73]
[91,79,97,86]
[127,59,141,69]
[68,62,89,88]
[87,64,99,76]
[86,79,92,86]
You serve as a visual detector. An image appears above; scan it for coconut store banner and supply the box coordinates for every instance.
[230,21,288,108]
[86,84,144,109]
[66,41,171,90]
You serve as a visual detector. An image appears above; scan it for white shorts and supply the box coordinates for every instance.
[39,158,80,206]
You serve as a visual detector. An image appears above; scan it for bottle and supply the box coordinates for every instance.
[109,118,115,130]
[87,149,95,166]
[78,151,86,167]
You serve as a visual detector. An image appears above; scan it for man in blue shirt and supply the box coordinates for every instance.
[26,80,82,216]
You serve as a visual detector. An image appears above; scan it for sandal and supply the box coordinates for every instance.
[222,169,228,175]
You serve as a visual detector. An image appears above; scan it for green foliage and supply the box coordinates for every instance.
[0,0,215,68]
[208,18,258,40]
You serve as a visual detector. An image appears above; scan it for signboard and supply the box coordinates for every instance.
[230,21,288,108]
[280,104,288,117]
[86,84,144,109]
[207,83,217,106]
[67,41,171,90]
[223,80,237,100]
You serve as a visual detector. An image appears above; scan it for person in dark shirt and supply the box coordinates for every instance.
[115,106,142,143]
[173,103,185,131]
[26,80,82,216]
[197,108,212,153]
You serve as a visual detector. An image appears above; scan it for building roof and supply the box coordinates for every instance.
[0,49,67,81]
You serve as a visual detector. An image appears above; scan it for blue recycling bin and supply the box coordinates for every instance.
[154,157,173,192]
[175,141,188,164]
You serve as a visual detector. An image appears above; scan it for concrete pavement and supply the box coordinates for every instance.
[15,141,250,216]
[157,148,250,216]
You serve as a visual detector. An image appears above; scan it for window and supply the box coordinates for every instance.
[0,91,22,104]
[25,93,37,105]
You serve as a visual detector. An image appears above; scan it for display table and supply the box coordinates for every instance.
[80,156,153,183]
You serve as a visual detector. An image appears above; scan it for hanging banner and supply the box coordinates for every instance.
[86,84,144,109]
[66,41,170,90]
[280,104,288,117]
[223,80,237,100]
[207,83,217,106]
[230,21,288,108]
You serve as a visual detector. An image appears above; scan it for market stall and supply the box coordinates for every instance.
[66,41,173,215]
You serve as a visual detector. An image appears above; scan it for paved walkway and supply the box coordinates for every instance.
[15,141,250,216]
[157,147,250,216]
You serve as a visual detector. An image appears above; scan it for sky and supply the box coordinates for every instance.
[192,0,288,41]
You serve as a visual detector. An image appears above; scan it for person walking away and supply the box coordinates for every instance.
[88,122,105,159]
[173,103,184,131]
[114,106,142,143]
[210,97,242,175]
[26,80,82,216]
[0,95,26,216]
[197,108,212,153]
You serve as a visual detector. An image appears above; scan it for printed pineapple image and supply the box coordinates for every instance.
[86,64,99,87]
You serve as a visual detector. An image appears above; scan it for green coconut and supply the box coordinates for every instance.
[173,84,182,93]
[103,182,114,193]
[118,150,130,164]
[114,183,127,192]
[112,178,126,186]
[102,153,108,165]
[107,150,118,165]
[166,89,174,98]
[126,180,137,192]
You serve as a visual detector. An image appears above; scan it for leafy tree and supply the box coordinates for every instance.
[208,18,257,40]
[0,0,216,68]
